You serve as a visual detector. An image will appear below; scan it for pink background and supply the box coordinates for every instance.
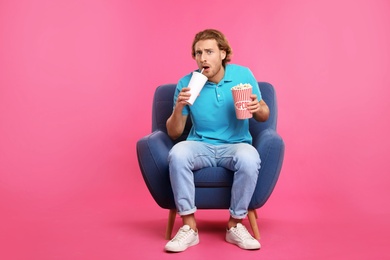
[1,0,389,259]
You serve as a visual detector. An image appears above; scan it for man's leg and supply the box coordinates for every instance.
[216,143,260,219]
[165,141,214,252]
[168,141,215,217]
[217,143,261,250]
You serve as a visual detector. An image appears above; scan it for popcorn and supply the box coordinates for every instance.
[231,83,253,90]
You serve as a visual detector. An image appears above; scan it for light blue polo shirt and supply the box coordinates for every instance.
[173,64,262,145]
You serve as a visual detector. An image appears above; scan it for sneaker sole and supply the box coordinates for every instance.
[226,236,261,250]
[165,237,199,252]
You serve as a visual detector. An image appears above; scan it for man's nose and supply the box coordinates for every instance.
[201,52,207,61]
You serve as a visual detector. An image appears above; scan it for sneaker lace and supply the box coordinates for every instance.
[234,225,254,240]
[172,227,192,243]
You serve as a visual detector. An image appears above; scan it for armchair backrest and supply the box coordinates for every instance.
[151,82,278,141]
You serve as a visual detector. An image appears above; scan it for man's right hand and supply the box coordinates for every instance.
[176,87,191,108]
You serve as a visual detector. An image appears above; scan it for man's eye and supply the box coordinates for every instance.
[207,50,213,54]
[195,51,202,56]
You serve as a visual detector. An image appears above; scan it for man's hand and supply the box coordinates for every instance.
[247,94,270,122]
[176,87,191,107]
[247,94,261,114]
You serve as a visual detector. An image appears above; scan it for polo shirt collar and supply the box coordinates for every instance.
[222,64,233,83]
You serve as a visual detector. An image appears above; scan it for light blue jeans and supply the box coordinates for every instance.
[168,141,260,219]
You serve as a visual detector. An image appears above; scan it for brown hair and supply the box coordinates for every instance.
[191,29,233,67]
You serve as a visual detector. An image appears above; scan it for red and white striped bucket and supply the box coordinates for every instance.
[232,86,252,119]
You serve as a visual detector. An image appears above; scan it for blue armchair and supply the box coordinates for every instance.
[136,82,285,240]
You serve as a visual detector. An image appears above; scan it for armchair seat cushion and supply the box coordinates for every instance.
[194,167,234,187]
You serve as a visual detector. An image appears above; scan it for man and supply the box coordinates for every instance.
[165,29,270,252]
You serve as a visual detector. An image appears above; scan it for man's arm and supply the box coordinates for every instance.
[166,87,191,140]
[248,94,270,122]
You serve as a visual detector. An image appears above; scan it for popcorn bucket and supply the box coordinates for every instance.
[231,84,252,119]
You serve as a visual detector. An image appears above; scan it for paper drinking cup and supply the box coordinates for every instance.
[186,71,208,105]
[231,84,253,119]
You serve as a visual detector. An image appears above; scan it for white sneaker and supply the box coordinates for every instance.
[226,223,261,250]
[164,225,199,252]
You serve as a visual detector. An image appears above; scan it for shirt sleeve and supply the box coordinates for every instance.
[246,68,262,101]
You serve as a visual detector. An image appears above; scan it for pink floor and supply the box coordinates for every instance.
[1,168,389,260]
[1,0,390,259]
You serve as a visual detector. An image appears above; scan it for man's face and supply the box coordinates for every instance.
[194,39,226,83]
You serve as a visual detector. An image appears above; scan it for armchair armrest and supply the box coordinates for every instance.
[250,128,285,209]
[136,130,176,209]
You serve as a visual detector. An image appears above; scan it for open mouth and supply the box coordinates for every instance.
[202,66,210,72]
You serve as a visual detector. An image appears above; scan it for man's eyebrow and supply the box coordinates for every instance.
[196,48,214,52]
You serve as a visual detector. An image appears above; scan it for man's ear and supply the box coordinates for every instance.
[221,50,226,60]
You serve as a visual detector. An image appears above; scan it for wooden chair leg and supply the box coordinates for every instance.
[248,209,260,240]
[165,209,177,240]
